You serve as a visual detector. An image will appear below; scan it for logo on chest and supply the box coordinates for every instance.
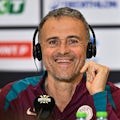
[77,105,93,120]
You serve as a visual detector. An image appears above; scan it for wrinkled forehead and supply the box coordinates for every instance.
[39,16,89,40]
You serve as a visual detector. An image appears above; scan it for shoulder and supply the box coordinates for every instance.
[105,82,120,109]
[1,74,43,95]
[1,71,46,93]
[0,71,46,110]
[106,81,120,92]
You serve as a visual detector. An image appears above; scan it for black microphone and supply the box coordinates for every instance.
[34,95,55,120]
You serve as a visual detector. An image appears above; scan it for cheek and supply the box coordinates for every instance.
[72,47,86,59]
[42,48,54,62]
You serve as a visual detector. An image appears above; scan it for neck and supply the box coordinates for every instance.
[45,73,83,112]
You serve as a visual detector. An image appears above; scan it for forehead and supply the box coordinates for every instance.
[42,16,85,28]
[40,16,87,37]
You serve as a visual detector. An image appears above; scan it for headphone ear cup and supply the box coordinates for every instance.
[86,42,93,58]
[92,45,96,57]
[36,43,42,61]
[33,43,42,61]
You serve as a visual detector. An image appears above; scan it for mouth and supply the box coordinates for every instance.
[53,54,76,68]
[55,59,72,63]
[54,58,74,68]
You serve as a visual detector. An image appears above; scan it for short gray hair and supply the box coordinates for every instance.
[39,7,90,40]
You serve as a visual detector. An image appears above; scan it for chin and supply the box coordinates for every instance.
[53,72,78,82]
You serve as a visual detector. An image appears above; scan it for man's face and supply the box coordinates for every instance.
[40,16,88,82]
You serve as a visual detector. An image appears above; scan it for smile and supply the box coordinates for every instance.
[55,59,71,63]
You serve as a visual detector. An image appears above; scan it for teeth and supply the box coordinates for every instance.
[56,59,70,63]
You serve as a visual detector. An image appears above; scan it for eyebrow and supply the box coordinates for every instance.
[46,36,58,42]
[67,35,81,40]
[46,35,81,42]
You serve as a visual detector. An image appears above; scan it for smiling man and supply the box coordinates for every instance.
[41,16,87,81]
[0,7,120,120]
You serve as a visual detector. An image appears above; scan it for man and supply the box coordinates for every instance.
[0,7,120,120]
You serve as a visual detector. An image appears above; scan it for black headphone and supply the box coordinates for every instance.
[87,25,96,58]
[33,25,96,61]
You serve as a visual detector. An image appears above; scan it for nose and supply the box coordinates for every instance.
[58,41,70,55]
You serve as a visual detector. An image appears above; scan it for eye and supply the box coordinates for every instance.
[47,39,59,47]
[68,38,80,46]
